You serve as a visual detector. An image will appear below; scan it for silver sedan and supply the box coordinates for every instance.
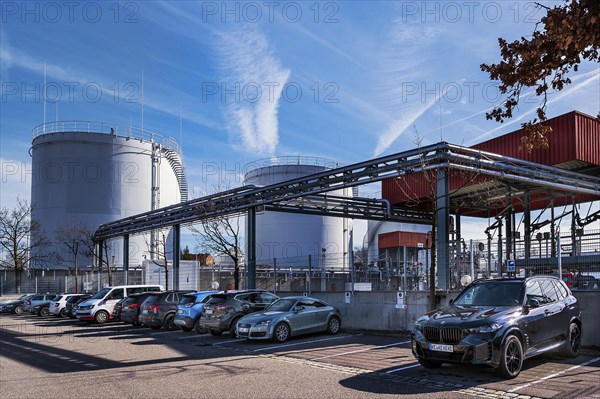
[236,296,341,342]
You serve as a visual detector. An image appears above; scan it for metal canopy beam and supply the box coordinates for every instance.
[94,142,600,241]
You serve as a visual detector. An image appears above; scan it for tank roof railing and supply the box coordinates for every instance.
[245,156,340,174]
[31,121,182,156]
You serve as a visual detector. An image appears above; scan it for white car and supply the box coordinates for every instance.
[49,294,88,317]
[76,284,163,324]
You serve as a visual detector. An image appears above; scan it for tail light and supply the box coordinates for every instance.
[149,305,160,314]
[27,301,31,305]
[129,303,139,309]
[214,305,234,314]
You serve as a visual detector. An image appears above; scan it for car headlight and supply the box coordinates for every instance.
[467,322,502,334]
[414,316,429,332]
[255,320,271,326]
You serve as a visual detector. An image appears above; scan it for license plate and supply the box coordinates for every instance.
[123,306,129,310]
[238,327,249,333]
[142,309,148,314]
[204,309,213,315]
[177,309,183,314]
[429,343,453,353]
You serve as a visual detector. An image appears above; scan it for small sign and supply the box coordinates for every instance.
[395,292,405,309]
[507,259,516,273]
[344,292,351,304]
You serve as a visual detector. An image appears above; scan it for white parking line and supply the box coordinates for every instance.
[385,363,421,374]
[214,338,242,346]
[508,356,600,392]
[253,334,360,352]
[310,340,411,361]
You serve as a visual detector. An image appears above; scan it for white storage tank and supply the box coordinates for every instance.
[30,121,187,270]
[244,157,351,271]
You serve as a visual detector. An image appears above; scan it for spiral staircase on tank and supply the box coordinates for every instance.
[162,147,188,202]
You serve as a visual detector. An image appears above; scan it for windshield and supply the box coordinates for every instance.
[90,288,111,299]
[266,298,297,312]
[453,282,524,307]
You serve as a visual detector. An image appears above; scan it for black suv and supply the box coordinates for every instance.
[139,291,192,330]
[412,276,581,379]
[120,292,155,326]
[199,290,279,336]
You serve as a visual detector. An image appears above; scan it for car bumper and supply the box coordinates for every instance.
[76,311,94,321]
[49,308,61,315]
[411,330,502,367]
[198,317,227,331]
[174,316,194,329]
[139,315,161,327]
[236,322,271,340]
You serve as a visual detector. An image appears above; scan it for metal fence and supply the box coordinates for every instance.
[1,230,599,296]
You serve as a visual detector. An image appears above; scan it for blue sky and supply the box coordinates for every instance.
[1,1,599,243]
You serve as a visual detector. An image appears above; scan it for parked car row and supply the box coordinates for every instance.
[1,276,585,381]
[0,285,344,344]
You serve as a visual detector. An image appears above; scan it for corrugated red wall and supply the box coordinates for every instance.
[383,111,600,207]
[378,231,429,249]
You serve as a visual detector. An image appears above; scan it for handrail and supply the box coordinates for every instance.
[245,156,339,174]
[31,121,182,156]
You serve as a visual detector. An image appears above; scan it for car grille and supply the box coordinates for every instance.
[423,326,465,344]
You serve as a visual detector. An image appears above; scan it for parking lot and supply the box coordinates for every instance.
[1,314,599,399]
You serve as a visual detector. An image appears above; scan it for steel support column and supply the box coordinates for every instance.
[173,224,180,290]
[436,168,450,290]
[123,234,129,285]
[97,241,103,291]
[247,207,257,289]
[524,191,531,259]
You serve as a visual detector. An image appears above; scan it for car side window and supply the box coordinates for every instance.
[540,279,560,303]
[109,289,124,300]
[526,280,545,304]
[553,280,568,299]
[259,293,278,304]
[298,299,317,309]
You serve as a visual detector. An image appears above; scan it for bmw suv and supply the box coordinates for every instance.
[198,290,279,336]
[411,276,581,378]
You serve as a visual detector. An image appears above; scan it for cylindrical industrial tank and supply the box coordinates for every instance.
[244,157,351,271]
[30,121,187,270]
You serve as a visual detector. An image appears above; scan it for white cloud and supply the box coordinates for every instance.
[372,23,442,156]
[216,26,290,155]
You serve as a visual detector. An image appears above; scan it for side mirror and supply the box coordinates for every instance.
[526,298,540,308]
[293,306,301,313]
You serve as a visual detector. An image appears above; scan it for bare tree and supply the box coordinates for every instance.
[0,198,48,293]
[82,238,114,287]
[145,229,171,289]
[190,216,243,289]
[55,218,93,293]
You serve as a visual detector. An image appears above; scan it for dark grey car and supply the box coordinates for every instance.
[199,290,279,336]
[138,291,193,330]
[412,276,582,379]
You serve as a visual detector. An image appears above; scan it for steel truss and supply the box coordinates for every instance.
[93,142,600,290]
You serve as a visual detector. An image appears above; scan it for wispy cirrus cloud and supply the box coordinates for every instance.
[373,23,440,156]
[215,26,290,155]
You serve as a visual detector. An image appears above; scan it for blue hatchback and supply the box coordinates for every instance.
[174,290,219,333]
